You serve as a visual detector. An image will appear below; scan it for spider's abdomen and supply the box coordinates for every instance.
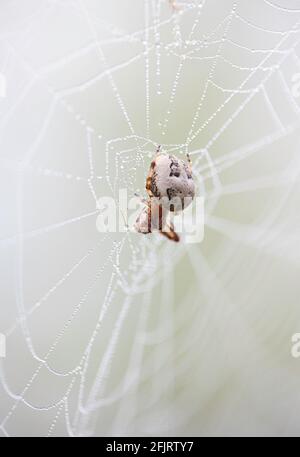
[150,153,195,211]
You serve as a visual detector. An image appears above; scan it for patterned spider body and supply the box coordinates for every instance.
[134,146,195,242]
[146,150,195,212]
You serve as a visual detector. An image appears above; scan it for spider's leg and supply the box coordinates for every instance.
[145,146,160,198]
[186,152,193,176]
[146,175,154,197]
[160,225,180,242]
[160,210,180,242]
[134,193,149,205]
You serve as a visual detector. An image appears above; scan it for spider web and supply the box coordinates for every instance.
[1,0,300,437]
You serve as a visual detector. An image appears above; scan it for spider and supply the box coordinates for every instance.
[134,146,195,242]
